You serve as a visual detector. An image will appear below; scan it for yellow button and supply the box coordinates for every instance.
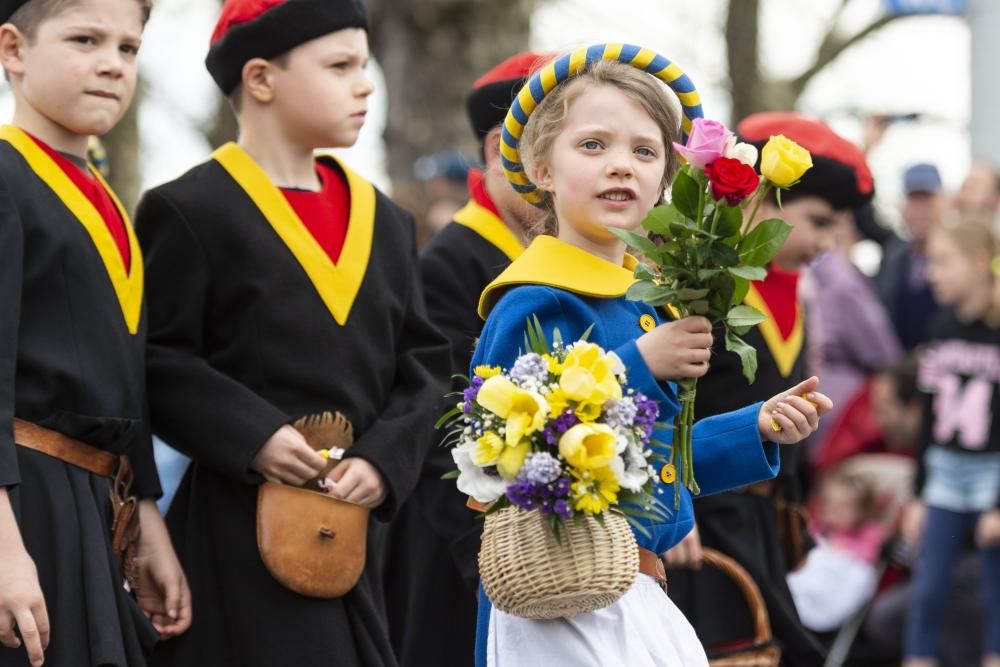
[639,313,656,332]
[660,464,676,484]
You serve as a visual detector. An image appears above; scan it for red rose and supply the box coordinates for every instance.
[705,157,760,206]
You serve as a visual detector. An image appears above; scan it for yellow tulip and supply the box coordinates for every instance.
[560,342,622,411]
[497,441,530,480]
[760,134,813,187]
[473,432,505,466]
[476,376,548,445]
[570,466,620,514]
[558,423,617,470]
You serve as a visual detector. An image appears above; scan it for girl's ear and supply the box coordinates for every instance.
[243,57,276,104]
[530,160,555,193]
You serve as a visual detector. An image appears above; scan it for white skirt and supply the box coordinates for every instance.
[486,574,709,667]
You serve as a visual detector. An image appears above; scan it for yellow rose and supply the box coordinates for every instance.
[473,432,505,466]
[560,342,622,409]
[570,466,620,514]
[558,423,617,470]
[476,376,548,445]
[497,441,530,480]
[760,134,813,187]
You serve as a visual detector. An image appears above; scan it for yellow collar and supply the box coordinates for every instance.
[0,124,143,334]
[478,235,638,319]
[452,199,524,261]
[212,142,375,326]
[743,284,804,378]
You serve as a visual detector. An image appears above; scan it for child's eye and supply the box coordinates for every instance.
[330,61,351,70]
[581,140,602,151]
[71,35,96,45]
[120,44,139,56]
[635,146,657,158]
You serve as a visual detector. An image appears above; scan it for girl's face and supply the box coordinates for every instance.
[533,84,666,252]
[926,232,989,307]
[820,481,863,533]
[762,196,837,271]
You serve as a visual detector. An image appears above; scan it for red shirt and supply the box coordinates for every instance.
[756,263,800,339]
[30,134,131,272]
[281,161,350,264]
[467,168,501,218]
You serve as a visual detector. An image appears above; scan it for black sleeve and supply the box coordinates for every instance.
[136,189,291,485]
[414,240,490,592]
[0,177,23,489]
[344,220,450,522]
[128,387,163,500]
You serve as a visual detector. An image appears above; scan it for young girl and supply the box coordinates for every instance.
[470,58,833,667]
[903,220,1000,667]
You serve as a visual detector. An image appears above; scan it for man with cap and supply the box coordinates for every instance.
[135,1,449,665]
[380,51,548,667]
[666,112,876,667]
[875,163,944,350]
[0,0,193,665]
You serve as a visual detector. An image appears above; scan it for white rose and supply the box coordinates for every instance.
[725,141,759,167]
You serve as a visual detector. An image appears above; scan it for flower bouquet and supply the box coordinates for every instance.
[439,319,669,618]
[611,118,813,502]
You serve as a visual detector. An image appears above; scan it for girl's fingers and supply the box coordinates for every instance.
[775,402,809,434]
[12,607,43,666]
[786,396,819,429]
[805,391,833,414]
[770,411,798,440]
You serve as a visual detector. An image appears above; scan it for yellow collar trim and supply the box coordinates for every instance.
[743,283,803,378]
[478,235,637,319]
[452,199,525,261]
[0,125,143,334]
[212,143,375,326]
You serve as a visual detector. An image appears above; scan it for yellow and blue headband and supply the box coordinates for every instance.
[500,43,705,206]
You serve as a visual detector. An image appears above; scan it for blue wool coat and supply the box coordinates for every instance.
[470,235,781,665]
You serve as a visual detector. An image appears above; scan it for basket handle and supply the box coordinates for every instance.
[701,547,773,647]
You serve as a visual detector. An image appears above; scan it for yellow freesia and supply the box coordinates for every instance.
[473,432,505,466]
[476,376,548,445]
[474,365,502,379]
[571,466,620,514]
[760,135,813,187]
[559,423,617,470]
[497,441,530,480]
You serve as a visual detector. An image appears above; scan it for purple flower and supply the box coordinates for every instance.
[603,397,638,429]
[633,393,659,439]
[542,409,580,447]
[519,452,562,484]
[462,375,485,414]
[509,353,549,386]
[506,472,573,517]
[553,499,572,519]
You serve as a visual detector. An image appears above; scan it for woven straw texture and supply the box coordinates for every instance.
[479,506,639,619]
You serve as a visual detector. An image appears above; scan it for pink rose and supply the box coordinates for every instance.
[672,118,734,170]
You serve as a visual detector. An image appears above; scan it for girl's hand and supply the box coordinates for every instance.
[758,376,833,444]
[133,501,192,638]
[0,490,49,666]
[636,316,714,381]
[325,458,387,509]
[250,425,327,486]
[976,509,1000,548]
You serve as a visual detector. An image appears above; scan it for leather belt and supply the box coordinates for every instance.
[638,547,668,592]
[13,418,119,477]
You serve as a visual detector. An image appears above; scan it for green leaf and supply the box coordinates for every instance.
[642,204,687,236]
[697,268,722,280]
[739,218,793,267]
[608,228,658,256]
[579,323,595,342]
[626,280,663,302]
[440,470,461,480]
[671,169,700,218]
[709,242,740,268]
[728,265,768,281]
[726,304,767,329]
[725,329,759,384]
[634,262,657,281]
[731,276,750,306]
[716,204,743,238]
[434,405,463,430]
[689,300,710,314]
[676,287,710,301]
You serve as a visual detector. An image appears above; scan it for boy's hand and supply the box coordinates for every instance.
[251,425,327,486]
[901,500,927,548]
[133,501,192,639]
[636,316,714,381]
[976,509,1000,548]
[758,376,833,444]
[0,490,49,667]
[325,458,386,509]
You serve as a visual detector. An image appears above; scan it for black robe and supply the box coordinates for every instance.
[136,143,449,667]
[0,126,160,667]
[382,199,522,666]
[666,283,826,667]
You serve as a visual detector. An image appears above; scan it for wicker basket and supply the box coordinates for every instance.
[479,506,639,619]
[703,547,782,667]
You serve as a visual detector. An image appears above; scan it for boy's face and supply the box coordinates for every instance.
[270,27,373,150]
[8,0,143,138]
[761,196,837,271]
[534,84,665,247]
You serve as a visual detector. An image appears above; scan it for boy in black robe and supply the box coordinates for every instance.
[136,1,449,666]
[0,1,191,666]
[665,112,876,667]
[382,52,548,666]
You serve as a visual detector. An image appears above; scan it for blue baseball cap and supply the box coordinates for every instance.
[903,163,942,195]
